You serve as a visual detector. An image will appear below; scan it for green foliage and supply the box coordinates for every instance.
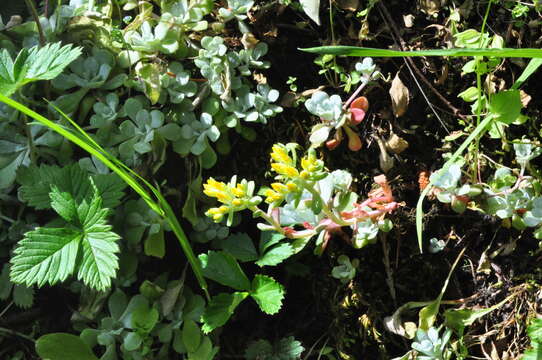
[11,182,120,291]
[52,47,126,114]
[245,336,304,360]
[218,0,254,22]
[77,279,216,360]
[411,327,453,360]
[198,251,285,332]
[522,318,542,360]
[201,292,248,333]
[331,255,359,284]
[431,142,542,243]
[0,264,34,308]
[250,274,285,315]
[0,42,82,97]
[36,333,99,360]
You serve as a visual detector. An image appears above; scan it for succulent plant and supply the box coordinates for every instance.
[172,112,220,156]
[159,62,197,104]
[218,0,255,22]
[52,47,127,113]
[222,84,282,126]
[124,21,179,54]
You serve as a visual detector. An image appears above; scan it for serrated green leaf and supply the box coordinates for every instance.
[0,43,82,97]
[76,193,120,291]
[250,275,284,315]
[199,251,251,291]
[219,233,258,262]
[245,336,304,360]
[36,333,99,360]
[50,186,78,222]
[256,243,294,267]
[10,227,81,288]
[201,292,248,333]
[245,339,273,360]
[17,164,125,210]
[11,183,120,291]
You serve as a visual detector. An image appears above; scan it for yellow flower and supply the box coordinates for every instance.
[205,206,229,221]
[271,163,299,178]
[270,144,293,165]
[271,182,288,193]
[203,178,228,199]
[286,182,297,191]
[231,184,246,197]
[264,189,283,204]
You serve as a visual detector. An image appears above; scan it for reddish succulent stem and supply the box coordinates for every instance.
[343,79,368,110]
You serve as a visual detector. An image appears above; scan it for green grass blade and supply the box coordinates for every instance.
[415,58,542,252]
[301,46,542,58]
[0,93,209,296]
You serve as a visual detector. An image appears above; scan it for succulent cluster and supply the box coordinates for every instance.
[204,143,400,253]
[432,141,542,244]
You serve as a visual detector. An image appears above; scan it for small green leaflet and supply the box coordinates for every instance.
[255,243,294,267]
[245,336,304,360]
[219,232,294,267]
[201,292,249,333]
[199,251,251,291]
[36,333,99,360]
[250,274,285,315]
[10,183,120,291]
[0,42,82,97]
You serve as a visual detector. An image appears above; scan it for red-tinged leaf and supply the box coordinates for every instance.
[344,126,362,151]
[350,96,369,111]
[349,108,366,125]
[326,138,341,150]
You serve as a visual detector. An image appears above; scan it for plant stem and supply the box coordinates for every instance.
[0,326,35,343]
[302,180,349,226]
[343,79,368,110]
[249,206,284,233]
[380,232,397,306]
[24,0,46,47]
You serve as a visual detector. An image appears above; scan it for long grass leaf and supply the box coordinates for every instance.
[301,46,542,58]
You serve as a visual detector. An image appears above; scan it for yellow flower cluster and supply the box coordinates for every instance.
[264,182,298,204]
[270,144,299,179]
[300,151,320,179]
[203,178,250,222]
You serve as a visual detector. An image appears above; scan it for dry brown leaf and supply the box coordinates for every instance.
[403,14,415,28]
[520,90,532,107]
[389,72,410,117]
[385,133,409,154]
